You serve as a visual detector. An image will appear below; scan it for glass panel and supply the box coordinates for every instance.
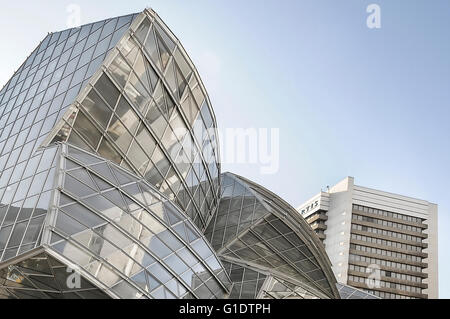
[0,225,13,248]
[72,112,102,149]
[67,169,97,191]
[94,73,120,109]
[109,55,131,88]
[143,27,161,70]
[157,36,170,70]
[174,48,192,80]
[148,236,171,259]
[56,210,87,236]
[64,174,96,198]
[135,124,156,158]
[97,138,121,165]
[60,202,105,228]
[107,116,133,154]
[154,23,176,53]
[127,141,150,175]
[125,73,151,114]
[135,18,150,44]
[121,38,139,67]
[81,89,113,129]
[115,96,140,135]
[147,262,172,284]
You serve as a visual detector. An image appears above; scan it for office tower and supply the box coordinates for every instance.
[0,9,340,299]
[298,176,438,299]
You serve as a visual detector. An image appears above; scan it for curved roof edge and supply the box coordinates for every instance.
[221,171,340,299]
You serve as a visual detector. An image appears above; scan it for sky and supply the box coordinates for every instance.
[0,0,448,298]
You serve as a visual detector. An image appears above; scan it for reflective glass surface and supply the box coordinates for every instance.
[46,10,221,232]
[0,250,110,299]
[0,13,137,262]
[0,146,58,261]
[336,283,380,299]
[0,8,341,300]
[47,144,230,299]
[260,276,322,299]
[205,173,340,299]
[221,260,266,299]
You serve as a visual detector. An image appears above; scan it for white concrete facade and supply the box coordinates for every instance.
[297,176,439,299]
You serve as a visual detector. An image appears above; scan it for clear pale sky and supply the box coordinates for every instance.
[0,0,448,298]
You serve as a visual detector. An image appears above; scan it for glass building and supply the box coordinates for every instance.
[0,8,342,299]
[336,283,380,299]
[206,173,340,299]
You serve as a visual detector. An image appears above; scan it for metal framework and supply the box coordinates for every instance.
[0,8,343,299]
[205,173,341,299]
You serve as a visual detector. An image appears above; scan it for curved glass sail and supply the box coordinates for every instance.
[45,10,221,232]
[205,173,340,299]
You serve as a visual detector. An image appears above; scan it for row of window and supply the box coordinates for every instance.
[352,213,423,233]
[349,264,423,283]
[351,233,423,252]
[350,243,423,263]
[349,253,423,273]
[352,204,424,224]
[351,223,423,243]
[348,275,422,294]
[363,289,417,299]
